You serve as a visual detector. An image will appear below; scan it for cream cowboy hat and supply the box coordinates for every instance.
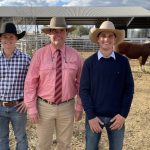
[89,21,125,45]
[41,17,75,34]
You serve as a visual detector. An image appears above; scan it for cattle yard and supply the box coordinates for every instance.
[9,52,150,150]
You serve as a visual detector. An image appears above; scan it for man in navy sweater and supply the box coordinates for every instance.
[79,21,134,150]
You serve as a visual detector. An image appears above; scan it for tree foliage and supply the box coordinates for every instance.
[72,25,90,36]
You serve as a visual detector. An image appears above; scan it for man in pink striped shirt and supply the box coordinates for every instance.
[24,17,83,150]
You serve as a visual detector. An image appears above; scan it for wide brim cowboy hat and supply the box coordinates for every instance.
[0,22,26,40]
[89,21,125,45]
[41,17,75,34]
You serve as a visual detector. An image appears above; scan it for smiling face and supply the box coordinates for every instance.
[1,33,17,51]
[97,31,116,52]
[47,29,68,48]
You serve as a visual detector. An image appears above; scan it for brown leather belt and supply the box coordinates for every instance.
[38,97,74,105]
[0,99,23,107]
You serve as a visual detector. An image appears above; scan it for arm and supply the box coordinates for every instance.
[79,60,104,132]
[17,55,31,113]
[24,52,40,116]
[120,58,134,118]
[79,60,96,120]
[74,55,84,121]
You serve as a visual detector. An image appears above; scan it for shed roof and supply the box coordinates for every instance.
[0,6,150,29]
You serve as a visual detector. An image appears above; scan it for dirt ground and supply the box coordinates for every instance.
[9,52,150,150]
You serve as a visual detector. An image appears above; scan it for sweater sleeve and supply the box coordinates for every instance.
[120,58,134,118]
[79,60,96,120]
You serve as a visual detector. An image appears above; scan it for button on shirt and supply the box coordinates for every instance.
[0,49,31,101]
[24,44,83,115]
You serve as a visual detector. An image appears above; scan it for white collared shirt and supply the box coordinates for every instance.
[97,50,116,60]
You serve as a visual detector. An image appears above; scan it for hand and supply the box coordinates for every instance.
[74,111,83,122]
[15,101,27,113]
[110,114,125,130]
[28,113,40,124]
[89,117,104,133]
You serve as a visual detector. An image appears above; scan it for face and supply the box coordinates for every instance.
[48,29,68,48]
[97,31,116,51]
[1,33,17,51]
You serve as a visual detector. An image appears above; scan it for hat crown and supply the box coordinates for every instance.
[41,17,75,34]
[89,20,125,45]
[49,17,67,28]
[99,21,115,30]
[1,22,17,34]
[0,22,26,40]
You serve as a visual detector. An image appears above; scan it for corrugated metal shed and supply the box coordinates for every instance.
[0,6,150,29]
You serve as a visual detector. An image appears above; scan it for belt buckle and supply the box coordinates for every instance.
[66,99,70,102]
[2,102,9,107]
[49,101,56,105]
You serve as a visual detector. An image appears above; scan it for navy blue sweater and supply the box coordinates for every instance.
[79,52,134,120]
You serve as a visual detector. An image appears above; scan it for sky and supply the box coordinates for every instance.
[0,0,150,10]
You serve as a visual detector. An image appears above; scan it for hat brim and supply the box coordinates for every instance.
[0,31,26,40]
[89,29,125,45]
[16,31,26,40]
[41,26,75,34]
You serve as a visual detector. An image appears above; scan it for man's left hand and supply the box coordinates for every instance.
[74,111,83,122]
[110,114,125,130]
[15,102,27,113]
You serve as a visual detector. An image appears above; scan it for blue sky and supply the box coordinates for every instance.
[0,0,150,10]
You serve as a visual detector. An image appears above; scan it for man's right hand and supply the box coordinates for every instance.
[89,117,104,133]
[28,113,40,124]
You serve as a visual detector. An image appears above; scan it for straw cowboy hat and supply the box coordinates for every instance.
[41,17,75,34]
[0,22,26,40]
[89,21,125,45]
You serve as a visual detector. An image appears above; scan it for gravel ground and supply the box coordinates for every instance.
[9,54,150,150]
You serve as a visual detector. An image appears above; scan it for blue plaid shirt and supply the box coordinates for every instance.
[0,49,31,101]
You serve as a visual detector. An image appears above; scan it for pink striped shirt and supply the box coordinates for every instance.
[24,44,83,115]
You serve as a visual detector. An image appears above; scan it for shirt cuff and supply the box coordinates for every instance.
[27,106,38,115]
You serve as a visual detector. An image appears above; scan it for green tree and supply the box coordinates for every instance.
[72,25,89,36]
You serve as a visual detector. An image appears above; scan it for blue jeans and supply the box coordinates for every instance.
[0,106,28,150]
[85,116,125,150]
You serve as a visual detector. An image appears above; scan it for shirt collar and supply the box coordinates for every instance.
[0,48,19,58]
[49,44,65,57]
[97,50,116,60]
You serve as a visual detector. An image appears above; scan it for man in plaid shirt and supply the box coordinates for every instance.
[0,22,31,150]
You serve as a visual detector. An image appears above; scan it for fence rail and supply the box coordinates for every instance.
[15,36,150,54]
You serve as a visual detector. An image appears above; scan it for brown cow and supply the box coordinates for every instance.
[116,41,150,70]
